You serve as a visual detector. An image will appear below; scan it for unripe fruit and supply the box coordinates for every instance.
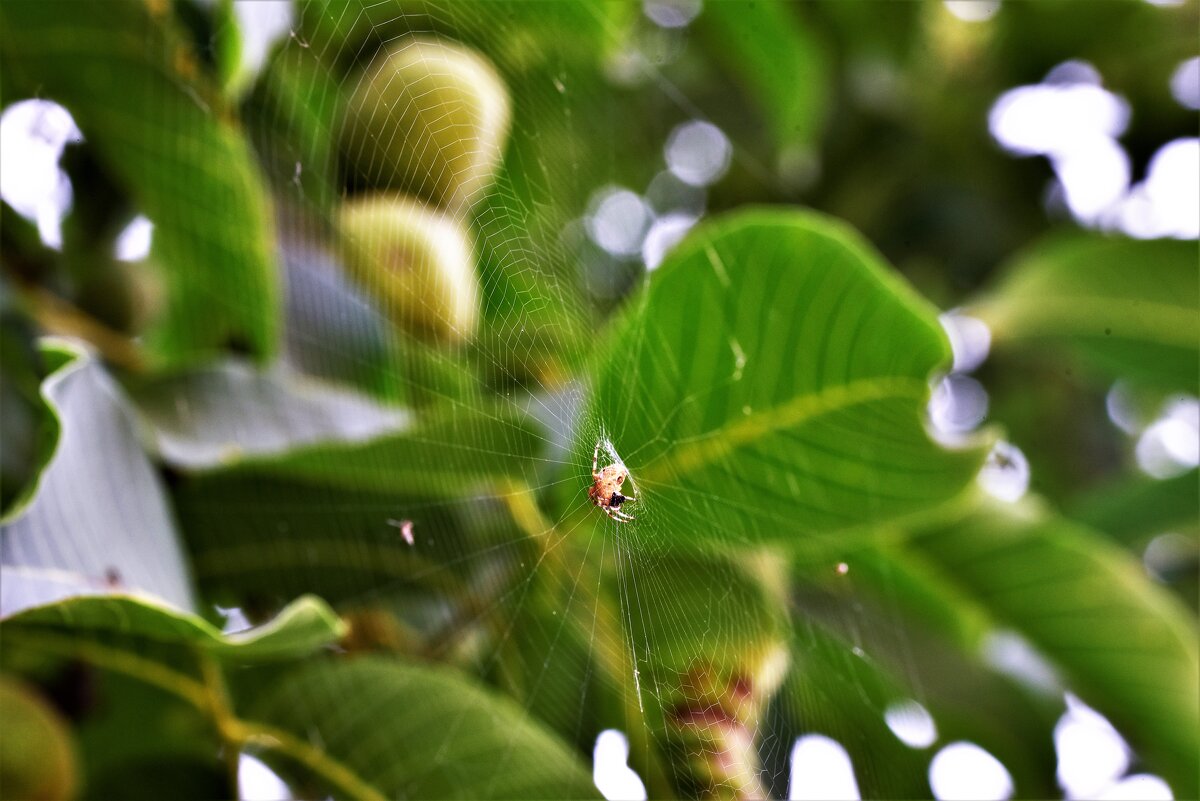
[342,38,511,213]
[339,194,480,341]
[0,677,78,801]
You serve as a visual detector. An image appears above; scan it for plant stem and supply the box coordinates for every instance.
[9,630,385,801]
[498,481,678,799]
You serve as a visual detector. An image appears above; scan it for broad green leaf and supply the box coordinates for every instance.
[3,594,344,662]
[169,450,552,639]
[1068,469,1199,547]
[0,0,279,366]
[620,549,789,799]
[0,676,79,801]
[789,545,1063,797]
[492,553,619,754]
[170,473,481,609]
[165,402,548,614]
[1067,471,1199,611]
[182,401,547,497]
[1,592,342,797]
[694,1,829,161]
[911,500,1200,797]
[297,0,627,76]
[244,44,344,217]
[972,234,1199,392]
[129,360,408,470]
[625,551,788,682]
[578,209,989,547]
[764,621,933,800]
[1,342,195,614]
[1,595,339,799]
[490,558,678,799]
[1,654,232,801]
[245,655,600,800]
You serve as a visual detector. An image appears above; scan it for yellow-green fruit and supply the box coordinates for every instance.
[0,677,78,801]
[342,38,511,212]
[340,194,480,341]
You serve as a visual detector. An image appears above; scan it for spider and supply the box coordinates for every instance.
[589,442,637,522]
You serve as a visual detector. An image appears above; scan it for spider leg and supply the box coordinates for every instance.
[603,506,631,523]
[600,506,628,525]
[592,442,600,478]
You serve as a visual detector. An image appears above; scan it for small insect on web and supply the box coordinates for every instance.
[387,518,415,545]
[589,440,638,522]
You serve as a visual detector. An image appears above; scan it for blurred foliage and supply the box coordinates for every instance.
[1,1,1197,799]
[0,0,280,368]
[974,234,1198,392]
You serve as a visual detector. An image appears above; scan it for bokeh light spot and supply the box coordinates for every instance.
[665,120,732,187]
[930,742,1013,801]
[789,735,861,801]
[885,699,939,749]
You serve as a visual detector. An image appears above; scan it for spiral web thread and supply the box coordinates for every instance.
[188,2,946,798]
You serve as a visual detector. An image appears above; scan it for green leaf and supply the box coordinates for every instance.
[170,473,475,609]
[1,593,341,799]
[626,551,788,682]
[1,341,195,614]
[1,593,342,797]
[129,360,408,470]
[0,0,279,366]
[789,545,1063,797]
[245,655,600,800]
[1068,469,1199,547]
[694,1,828,162]
[297,0,626,76]
[189,403,546,497]
[973,234,1199,392]
[764,620,933,799]
[619,549,789,799]
[3,594,345,663]
[244,44,344,217]
[492,556,620,755]
[578,209,989,547]
[911,500,1200,797]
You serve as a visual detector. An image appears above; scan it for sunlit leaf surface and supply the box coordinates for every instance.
[911,500,1200,797]
[578,209,990,546]
[2,1,1197,798]
[4,594,344,662]
[246,656,600,800]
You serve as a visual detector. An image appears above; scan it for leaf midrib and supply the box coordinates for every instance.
[980,296,1199,348]
[5,628,386,801]
[639,375,929,484]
